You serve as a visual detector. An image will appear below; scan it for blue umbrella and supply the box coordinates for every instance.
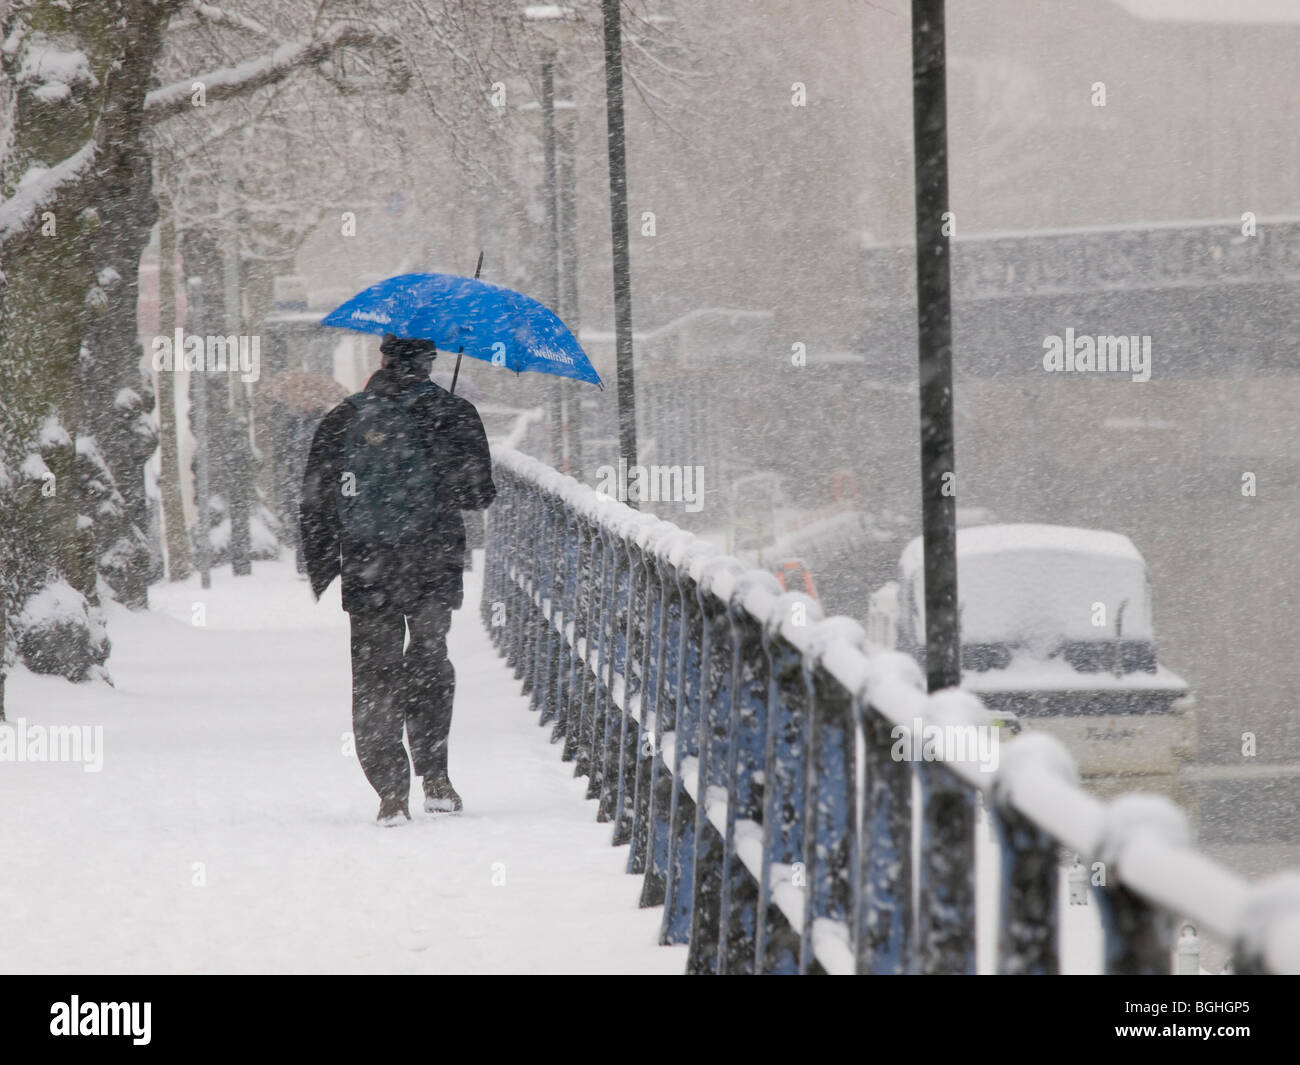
[320,268,602,390]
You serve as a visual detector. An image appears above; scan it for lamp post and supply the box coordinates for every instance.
[910,0,960,693]
[523,5,578,472]
[600,0,638,494]
[556,95,582,479]
[541,56,562,468]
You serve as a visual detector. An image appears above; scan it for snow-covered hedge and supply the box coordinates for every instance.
[14,578,108,682]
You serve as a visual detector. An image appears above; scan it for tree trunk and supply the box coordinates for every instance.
[0,0,176,678]
[81,127,162,608]
[221,177,252,576]
[156,202,192,581]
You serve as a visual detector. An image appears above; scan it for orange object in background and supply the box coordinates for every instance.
[774,558,818,600]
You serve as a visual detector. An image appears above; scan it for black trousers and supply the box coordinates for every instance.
[349,598,455,802]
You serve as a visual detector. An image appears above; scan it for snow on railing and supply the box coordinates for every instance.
[480,445,1300,975]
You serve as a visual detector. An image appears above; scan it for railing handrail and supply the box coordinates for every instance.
[482,443,1300,974]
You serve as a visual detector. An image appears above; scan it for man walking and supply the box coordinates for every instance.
[300,334,496,825]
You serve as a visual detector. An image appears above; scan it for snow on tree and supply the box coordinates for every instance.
[0,0,405,699]
[0,0,687,711]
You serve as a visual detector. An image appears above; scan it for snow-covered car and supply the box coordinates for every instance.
[867,524,1196,795]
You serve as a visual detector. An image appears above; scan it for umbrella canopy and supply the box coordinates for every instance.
[320,272,602,388]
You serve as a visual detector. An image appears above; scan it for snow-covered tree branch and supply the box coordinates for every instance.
[143,21,399,123]
[184,1,274,41]
[0,138,96,248]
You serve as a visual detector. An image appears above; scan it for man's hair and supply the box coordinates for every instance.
[380,333,438,362]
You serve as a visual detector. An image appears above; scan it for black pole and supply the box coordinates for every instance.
[910,0,959,691]
[542,55,563,468]
[558,89,583,479]
[601,0,638,500]
[450,250,484,396]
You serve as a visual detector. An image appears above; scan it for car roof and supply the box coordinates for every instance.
[900,523,1144,580]
[900,524,1154,644]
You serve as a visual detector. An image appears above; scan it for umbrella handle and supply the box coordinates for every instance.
[449,251,484,396]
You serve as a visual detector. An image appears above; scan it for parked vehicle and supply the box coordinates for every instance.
[867,524,1197,800]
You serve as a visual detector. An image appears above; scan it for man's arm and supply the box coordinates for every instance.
[438,398,497,512]
[299,406,347,600]
[458,405,497,511]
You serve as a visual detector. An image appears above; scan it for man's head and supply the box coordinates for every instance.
[380,333,438,376]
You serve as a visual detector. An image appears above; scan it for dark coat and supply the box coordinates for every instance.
[299,364,496,615]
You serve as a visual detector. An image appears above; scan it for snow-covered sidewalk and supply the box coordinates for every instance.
[2,556,685,975]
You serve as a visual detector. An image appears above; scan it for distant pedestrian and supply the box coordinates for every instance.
[300,334,496,825]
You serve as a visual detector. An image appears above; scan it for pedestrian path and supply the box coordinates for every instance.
[1,556,685,974]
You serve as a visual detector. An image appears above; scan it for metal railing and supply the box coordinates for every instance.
[480,445,1300,975]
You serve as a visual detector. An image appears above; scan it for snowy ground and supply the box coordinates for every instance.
[3,551,1120,975]
[1,555,685,975]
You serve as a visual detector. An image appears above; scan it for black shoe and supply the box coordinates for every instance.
[377,795,411,826]
[422,774,463,814]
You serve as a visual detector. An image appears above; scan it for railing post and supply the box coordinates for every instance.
[1231,872,1300,975]
[479,464,499,637]
[503,475,526,676]
[917,791,976,971]
[492,470,512,647]
[508,473,524,644]
[991,804,1059,974]
[991,732,1075,975]
[638,529,688,908]
[522,482,544,696]
[531,492,560,719]
[686,557,746,974]
[514,480,541,689]
[627,521,670,873]
[660,539,714,946]
[556,507,587,755]
[1097,884,1175,974]
[718,571,782,974]
[916,770,977,973]
[569,508,596,771]
[598,521,635,825]
[756,591,824,974]
[542,488,568,726]
[585,514,616,802]
[856,654,925,974]
[800,618,868,975]
[612,520,654,848]
[550,506,580,742]
[1095,795,1187,974]
[915,690,989,974]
